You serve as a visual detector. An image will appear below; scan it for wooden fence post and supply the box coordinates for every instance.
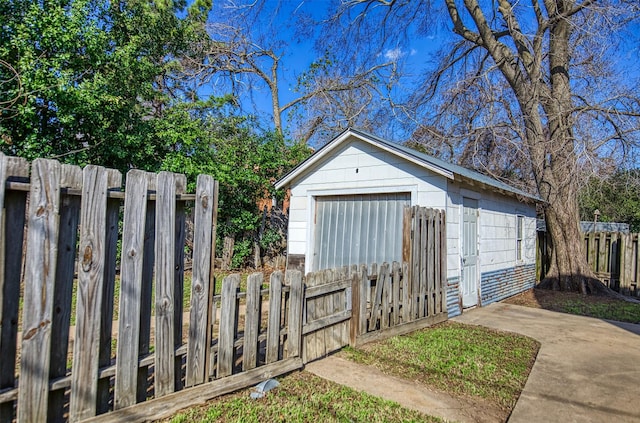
[217,274,240,378]
[186,174,216,387]
[402,206,412,263]
[115,170,150,410]
[18,159,62,423]
[0,154,28,423]
[286,270,303,358]
[154,172,179,398]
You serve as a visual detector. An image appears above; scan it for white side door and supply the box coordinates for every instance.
[462,198,478,307]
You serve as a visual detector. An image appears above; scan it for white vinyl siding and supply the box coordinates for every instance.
[312,193,411,271]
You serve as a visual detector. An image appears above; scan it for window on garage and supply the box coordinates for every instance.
[312,193,411,271]
[516,214,524,261]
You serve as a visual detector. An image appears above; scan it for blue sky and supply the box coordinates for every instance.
[203,0,444,134]
[201,0,640,152]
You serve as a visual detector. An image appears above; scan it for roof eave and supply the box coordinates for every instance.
[274,128,454,190]
[455,174,542,203]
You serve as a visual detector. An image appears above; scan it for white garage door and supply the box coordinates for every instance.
[312,193,411,271]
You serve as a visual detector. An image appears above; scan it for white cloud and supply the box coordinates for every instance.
[384,48,405,61]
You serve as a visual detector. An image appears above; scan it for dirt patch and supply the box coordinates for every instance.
[504,288,625,310]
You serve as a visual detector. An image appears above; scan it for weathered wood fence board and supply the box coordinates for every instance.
[243,273,262,371]
[137,173,157,403]
[153,171,178,398]
[186,174,217,387]
[0,153,28,423]
[114,170,149,410]
[266,271,283,364]
[18,159,62,422]
[217,274,240,379]
[69,166,119,422]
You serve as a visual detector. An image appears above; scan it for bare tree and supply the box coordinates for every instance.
[288,51,399,146]
[175,1,395,143]
[0,59,24,120]
[338,0,640,293]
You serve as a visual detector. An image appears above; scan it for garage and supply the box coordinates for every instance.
[276,128,540,316]
[312,193,411,271]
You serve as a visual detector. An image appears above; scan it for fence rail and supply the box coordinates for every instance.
[0,153,448,422]
[538,230,640,296]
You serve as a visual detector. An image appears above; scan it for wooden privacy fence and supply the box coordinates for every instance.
[302,206,448,362]
[0,152,448,422]
[0,154,305,423]
[538,230,640,296]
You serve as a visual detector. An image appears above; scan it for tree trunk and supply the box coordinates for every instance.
[533,2,610,294]
[537,194,608,294]
[221,236,234,271]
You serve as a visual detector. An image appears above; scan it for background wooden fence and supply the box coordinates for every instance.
[538,230,640,296]
[0,153,448,422]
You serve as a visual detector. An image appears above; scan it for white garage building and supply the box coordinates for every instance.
[275,129,540,316]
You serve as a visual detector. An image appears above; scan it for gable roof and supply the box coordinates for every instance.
[276,128,541,203]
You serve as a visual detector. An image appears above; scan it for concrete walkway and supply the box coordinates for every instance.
[305,355,505,422]
[454,303,640,423]
[306,303,640,422]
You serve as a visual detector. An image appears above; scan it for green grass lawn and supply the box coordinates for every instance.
[164,371,442,423]
[162,321,538,422]
[340,321,540,411]
[504,288,640,323]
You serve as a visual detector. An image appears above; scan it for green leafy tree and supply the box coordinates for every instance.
[579,171,640,232]
[158,97,311,267]
[0,0,309,267]
[0,0,210,172]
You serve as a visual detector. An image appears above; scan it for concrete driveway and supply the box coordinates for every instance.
[454,303,640,423]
